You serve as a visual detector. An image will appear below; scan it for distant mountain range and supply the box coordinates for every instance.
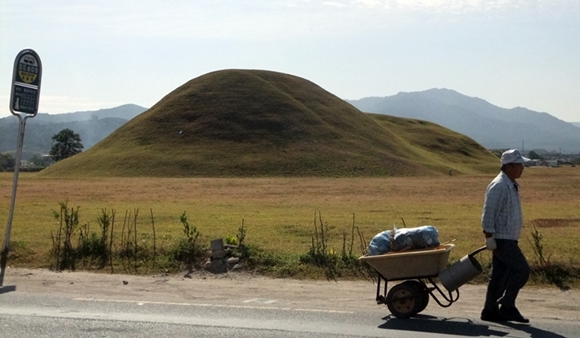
[2,88,579,161]
[0,104,147,159]
[348,89,580,153]
[31,104,146,123]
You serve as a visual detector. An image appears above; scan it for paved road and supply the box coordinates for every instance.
[1,291,577,337]
[1,268,578,337]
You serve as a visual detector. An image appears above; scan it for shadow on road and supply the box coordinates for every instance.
[0,285,16,295]
[0,249,7,286]
[0,249,17,295]
[379,314,567,338]
[500,321,568,338]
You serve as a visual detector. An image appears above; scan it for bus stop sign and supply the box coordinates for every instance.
[10,49,42,116]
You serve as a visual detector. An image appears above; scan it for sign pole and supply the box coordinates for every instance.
[2,115,28,253]
[1,49,42,288]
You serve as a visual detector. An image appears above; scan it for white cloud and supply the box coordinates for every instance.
[322,1,347,7]
[354,0,381,6]
[349,0,580,16]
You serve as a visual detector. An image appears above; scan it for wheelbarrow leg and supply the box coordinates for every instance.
[425,277,460,307]
[376,273,388,304]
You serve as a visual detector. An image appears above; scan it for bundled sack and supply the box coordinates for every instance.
[393,225,440,252]
[368,225,440,256]
[368,230,394,256]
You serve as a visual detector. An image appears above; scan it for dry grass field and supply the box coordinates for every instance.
[1,166,579,272]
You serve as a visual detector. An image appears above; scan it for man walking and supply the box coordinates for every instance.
[480,149,530,323]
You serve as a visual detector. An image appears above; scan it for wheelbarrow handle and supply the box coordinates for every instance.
[469,245,488,257]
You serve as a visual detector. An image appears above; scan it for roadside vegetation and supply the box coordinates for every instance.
[1,167,579,288]
[44,204,372,281]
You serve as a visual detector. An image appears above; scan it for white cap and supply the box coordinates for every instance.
[501,149,530,165]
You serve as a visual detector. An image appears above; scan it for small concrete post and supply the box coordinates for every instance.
[211,238,226,259]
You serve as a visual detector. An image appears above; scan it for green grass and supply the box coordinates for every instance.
[2,167,579,286]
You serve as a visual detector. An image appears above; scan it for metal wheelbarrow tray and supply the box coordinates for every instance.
[359,244,459,318]
[360,244,454,280]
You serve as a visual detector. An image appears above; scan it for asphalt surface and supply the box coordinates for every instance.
[1,268,579,337]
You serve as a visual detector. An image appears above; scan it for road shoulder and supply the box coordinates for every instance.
[2,267,578,321]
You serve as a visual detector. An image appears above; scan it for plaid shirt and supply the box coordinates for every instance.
[481,171,523,240]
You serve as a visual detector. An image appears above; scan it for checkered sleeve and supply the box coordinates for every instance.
[481,179,506,234]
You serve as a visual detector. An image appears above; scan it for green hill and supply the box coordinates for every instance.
[39,69,498,177]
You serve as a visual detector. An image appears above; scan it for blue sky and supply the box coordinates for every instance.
[1,0,579,122]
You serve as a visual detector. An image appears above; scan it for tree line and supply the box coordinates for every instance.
[0,116,127,159]
[0,128,84,171]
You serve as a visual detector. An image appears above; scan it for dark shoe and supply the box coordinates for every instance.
[481,309,505,322]
[499,306,529,323]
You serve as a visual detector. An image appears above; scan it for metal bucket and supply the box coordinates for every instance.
[439,246,486,292]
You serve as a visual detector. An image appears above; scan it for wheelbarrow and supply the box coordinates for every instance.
[359,244,486,318]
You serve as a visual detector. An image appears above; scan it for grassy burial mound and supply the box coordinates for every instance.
[368,114,499,174]
[39,69,498,177]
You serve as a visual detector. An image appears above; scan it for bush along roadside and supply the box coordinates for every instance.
[41,202,372,279]
[298,211,375,281]
[526,221,580,290]
[49,202,213,275]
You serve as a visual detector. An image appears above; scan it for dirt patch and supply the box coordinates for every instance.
[531,218,580,228]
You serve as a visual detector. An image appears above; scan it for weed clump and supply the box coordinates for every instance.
[299,212,373,280]
[50,201,80,271]
[49,203,211,274]
[527,221,578,290]
[169,212,204,270]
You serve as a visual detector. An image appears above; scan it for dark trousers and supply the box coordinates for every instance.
[484,239,530,310]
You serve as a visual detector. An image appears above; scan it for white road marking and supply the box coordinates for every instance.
[243,298,278,304]
[73,298,353,314]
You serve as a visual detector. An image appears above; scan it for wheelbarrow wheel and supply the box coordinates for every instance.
[401,280,429,313]
[386,282,421,318]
